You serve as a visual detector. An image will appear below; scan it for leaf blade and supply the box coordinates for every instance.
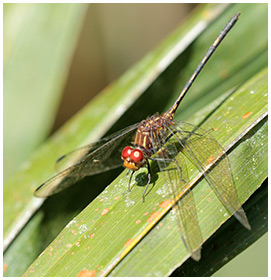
[23,67,267,277]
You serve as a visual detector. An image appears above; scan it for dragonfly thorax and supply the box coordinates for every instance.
[121,114,173,171]
[133,114,172,156]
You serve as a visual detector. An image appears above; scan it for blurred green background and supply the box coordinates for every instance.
[3,3,267,277]
[4,3,197,181]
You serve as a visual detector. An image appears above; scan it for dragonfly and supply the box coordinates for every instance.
[35,12,251,261]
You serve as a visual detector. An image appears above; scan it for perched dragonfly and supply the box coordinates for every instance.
[35,12,250,260]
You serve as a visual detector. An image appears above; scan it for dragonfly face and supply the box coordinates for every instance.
[121,146,146,171]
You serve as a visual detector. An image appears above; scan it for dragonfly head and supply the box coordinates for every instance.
[121,146,146,171]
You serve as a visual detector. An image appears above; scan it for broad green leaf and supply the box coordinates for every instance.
[23,68,267,277]
[3,3,267,277]
[172,182,268,277]
[111,69,268,277]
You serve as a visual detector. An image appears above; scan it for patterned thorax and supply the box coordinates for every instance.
[133,113,173,156]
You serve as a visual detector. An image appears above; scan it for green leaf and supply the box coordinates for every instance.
[4,3,267,277]
[23,68,267,276]
[172,181,268,277]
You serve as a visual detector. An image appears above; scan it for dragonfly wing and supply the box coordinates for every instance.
[34,123,139,197]
[55,140,111,173]
[170,120,251,230]
[150,129,203,260]
[55,123,140,172]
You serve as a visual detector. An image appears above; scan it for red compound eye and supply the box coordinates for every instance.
[130,149,144,163]
[121,146,133,159]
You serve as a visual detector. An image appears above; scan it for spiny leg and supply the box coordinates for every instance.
[142,160,151,203]
[122,170,135,196]
[149,154,185,185]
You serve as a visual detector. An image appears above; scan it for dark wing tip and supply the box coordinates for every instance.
[34,182,46,197]
[56,154,66,163]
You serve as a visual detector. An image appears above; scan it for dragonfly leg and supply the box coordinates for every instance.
[142,160,151,203]
[149,156,186,184]
[128,170,135,192]
[122,170,135,196]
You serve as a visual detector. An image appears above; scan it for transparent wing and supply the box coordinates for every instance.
[167,120,251,230]
[150,128,203,260]
[34,123,139,198]
[54,123,139,172]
